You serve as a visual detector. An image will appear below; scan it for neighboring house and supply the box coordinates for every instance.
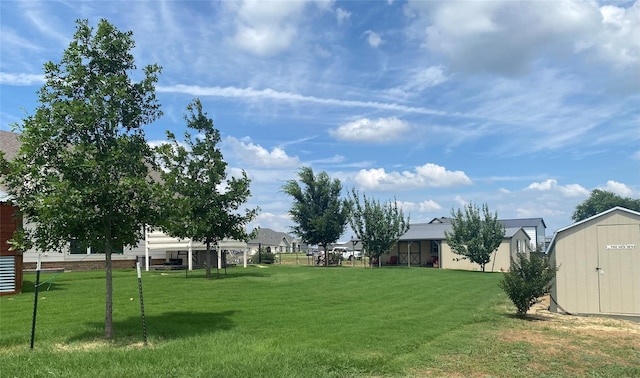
[380,221,531,272]
[548,207,640,316]
[499,218,546,250]
[144,228,248,270]
[1,130,248,271]
[247,228,305,255]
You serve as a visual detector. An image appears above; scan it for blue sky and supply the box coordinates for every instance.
[1,0,639,240]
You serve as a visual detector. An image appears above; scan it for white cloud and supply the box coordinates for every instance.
[418,199,442,212]
[0,72,45,86]
[390,65,450,98]
[406,0,639,77]
[364,30,382,47]
[454,195,468,207]
[354,163,472,191]
[601,180,634,197]
[226,0,306,56]
[336,8,351,25]
[526,179,589,197]
[224,136,300,168]
[329,117,411,143]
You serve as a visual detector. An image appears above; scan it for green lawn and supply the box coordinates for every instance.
[1,265,638,377]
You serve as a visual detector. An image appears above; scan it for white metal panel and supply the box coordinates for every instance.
[0,256,16,293]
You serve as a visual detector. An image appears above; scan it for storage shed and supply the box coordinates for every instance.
[548,207,640,316]
[0,201,23,295]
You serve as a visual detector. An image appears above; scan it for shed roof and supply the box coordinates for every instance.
[399,223,451,240]
[547,206,640,254]
[398,223,527,241]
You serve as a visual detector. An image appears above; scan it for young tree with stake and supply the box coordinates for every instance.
[1,19,162,339]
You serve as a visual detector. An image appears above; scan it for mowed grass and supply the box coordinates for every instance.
[1,265,638,377]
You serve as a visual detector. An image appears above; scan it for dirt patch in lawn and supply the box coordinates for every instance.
[498,295,640,375]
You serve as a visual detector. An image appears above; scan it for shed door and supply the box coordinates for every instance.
[597,224,640,315]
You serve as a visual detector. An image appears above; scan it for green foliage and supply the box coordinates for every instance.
[348,188,410,260]
[156,99,259,278]
[250,248,275,264]
[445,202,505,272]
[1,19,161,339]
[281,167,349,266]
[572,189,640,222]
[500,252,558,316]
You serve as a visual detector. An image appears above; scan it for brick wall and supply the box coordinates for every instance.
[23,258,165,271]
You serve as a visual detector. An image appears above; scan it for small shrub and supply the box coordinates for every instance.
[500,252,558,316]
[250,249,275,264]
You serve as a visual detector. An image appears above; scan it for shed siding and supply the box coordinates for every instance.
[551,209,640,315]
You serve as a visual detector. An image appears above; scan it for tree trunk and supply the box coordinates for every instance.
[104,226,113,339]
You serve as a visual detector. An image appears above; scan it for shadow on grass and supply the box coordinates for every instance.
[503,313,553,322]
[67,310,237,343]
[179,267,274,280]
[20,279,68,293]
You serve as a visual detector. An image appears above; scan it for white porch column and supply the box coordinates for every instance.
[144,227,150,272]
[188,239,193,271]
[217,245,222,270]
[243,247,247,268]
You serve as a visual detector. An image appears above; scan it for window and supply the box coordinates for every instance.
[69,239,124,254]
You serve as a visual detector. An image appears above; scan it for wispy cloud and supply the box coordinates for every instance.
[0,72,45,86]
[157,84,454,117]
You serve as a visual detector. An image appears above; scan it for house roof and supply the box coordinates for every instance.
[398,223,528,241]
[0,131,20,162]
[505,227,529,239]
[547,206,640,254]
[248,228,295,246]
[499,218,546,229]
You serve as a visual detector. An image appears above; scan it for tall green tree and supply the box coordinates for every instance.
[156,99,259,279]
[281,167,349,266]
[572,189,640,222]
[1,19,162,339]
[348,188,409,266]
[445,203,505,272]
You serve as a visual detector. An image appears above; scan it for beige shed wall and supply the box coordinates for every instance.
[550,210,640,315]
[440,228,529,272]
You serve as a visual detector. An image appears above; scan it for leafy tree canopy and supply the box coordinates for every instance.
[1,19,162,339]
[572,189,640,222]
[156,99,259,278]
[281,167,349,265]
[348,188,409,263]
[445,202,505,272]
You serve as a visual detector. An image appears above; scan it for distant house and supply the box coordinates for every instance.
[380,221,531,272]
[499,218,546,250]
[247,228,305,255]
[548,207,640,316]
